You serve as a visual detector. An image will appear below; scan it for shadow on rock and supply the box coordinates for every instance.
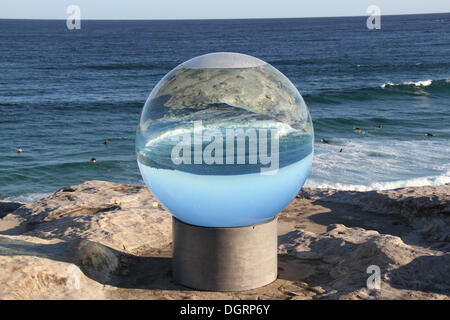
[389,254,450,295]
[0,236,186,291]
[302,188,449,250]
[307,199,412,239]
[277,225,427,298]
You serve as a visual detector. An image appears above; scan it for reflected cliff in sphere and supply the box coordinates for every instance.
[136,52,313,227]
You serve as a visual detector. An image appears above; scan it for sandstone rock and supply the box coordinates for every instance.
[278,224,448,299]
[5,180,172,253]
[0,200,24,218]
[0,180,448,299]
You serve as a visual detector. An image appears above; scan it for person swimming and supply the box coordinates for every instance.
[17,147,23,154]
[321,138,330,144]
[104,139,109,145]
[91,157,97,163]
[426,133,436,137]
[354,127,365,134]
[377,124,383,129]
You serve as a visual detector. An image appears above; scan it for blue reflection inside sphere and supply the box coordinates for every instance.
[136,52,313,227]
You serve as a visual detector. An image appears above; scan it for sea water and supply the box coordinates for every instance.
[2,16,449,202]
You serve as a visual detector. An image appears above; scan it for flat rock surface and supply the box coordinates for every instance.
[0,180,448,299]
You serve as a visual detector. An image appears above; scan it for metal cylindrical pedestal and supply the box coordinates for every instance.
[172,217,277,291]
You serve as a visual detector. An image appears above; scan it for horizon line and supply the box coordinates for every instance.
[0,11,449,21]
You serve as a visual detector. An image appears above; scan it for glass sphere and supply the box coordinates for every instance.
[136,52,313,227]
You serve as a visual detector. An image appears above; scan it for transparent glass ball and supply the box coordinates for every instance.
[136,52,313,227]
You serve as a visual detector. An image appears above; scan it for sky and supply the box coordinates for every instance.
[1,0,450,20]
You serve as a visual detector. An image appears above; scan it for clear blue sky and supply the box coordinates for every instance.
[1,0,449,20]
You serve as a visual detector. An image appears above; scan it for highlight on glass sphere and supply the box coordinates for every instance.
[136,52,313,227]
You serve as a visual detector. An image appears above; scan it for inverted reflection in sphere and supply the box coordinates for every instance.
[136,52,313,227]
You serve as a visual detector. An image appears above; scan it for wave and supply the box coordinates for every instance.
[142,120,303,147]
[4,192,51,203]
[305,172,450,191]
[304,78,450,104]
[379,78,450,89]
[380,79,434,88]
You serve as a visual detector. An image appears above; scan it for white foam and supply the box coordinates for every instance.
[181,52,267,69]
[307,135,450,191]
[404,80,433,87]
[380,82,394,88]
[380,79,433,88]
[144,121,300,147]
[305,172,450,191]
[4,192,51,203]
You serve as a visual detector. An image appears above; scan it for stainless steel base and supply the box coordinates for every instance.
[172,217,278,291]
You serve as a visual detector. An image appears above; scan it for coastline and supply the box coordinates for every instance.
[4,173,450,204]
[0,180,448,299]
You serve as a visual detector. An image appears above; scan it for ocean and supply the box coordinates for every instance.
[1,14,449,202]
